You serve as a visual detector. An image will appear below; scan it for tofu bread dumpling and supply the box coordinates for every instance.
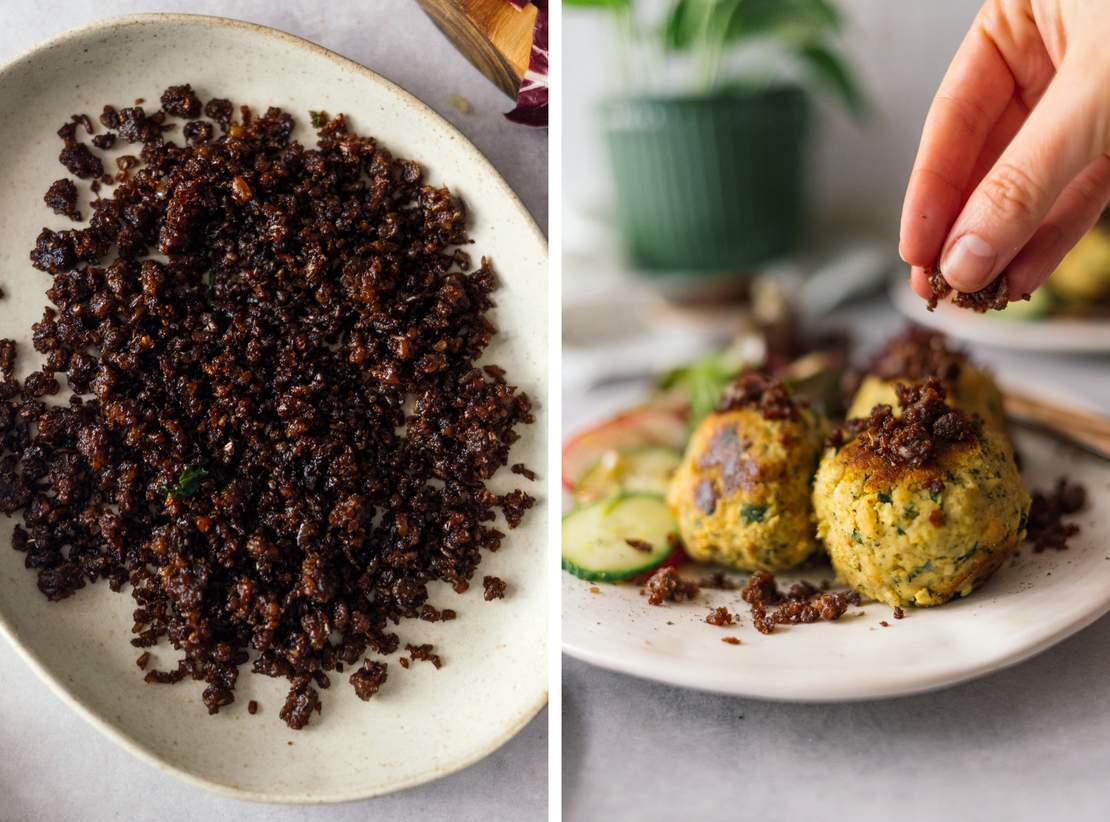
[846,328,1007,434]
[667,372,825,572]
[814,378,1029,608]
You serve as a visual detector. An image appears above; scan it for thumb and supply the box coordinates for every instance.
[938,64,1109,293]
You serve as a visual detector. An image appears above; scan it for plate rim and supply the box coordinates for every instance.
[0,11,547,804]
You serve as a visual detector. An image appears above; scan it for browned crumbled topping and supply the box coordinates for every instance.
[483,576,507,601]
[868,327,964,384]
[927,267,1010,313]
[160,84,202,118]
[853,378,976,468]
[182,120,213,145]
[405,643,442,669]
[419,604,457,622]
[399,657,410,669]
[625,538,653,553]
[511,462,537,481]
[135,651,151,669]
[498,488,535,528]
[705,606,734,626]
[279,680,320,730]
[893,607,905,620]
[643,566,700,606]
[58,142,103,180]
[349,660,388,701]
[247,700,259,715]
[716,369,800,420]
[92,132,116,150]
[697,570,740,590]
[1,87,532,729]
[880,620,890,627]
[721,636,741,645]
[203,97,234,131]
[741,570,860,634]
[1026,477,1086,552]
[0,340,14,377]
[44,179,82,221]
[929,509,946,527]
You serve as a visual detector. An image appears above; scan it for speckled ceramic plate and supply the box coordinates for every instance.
[563,427,1110,701]
[890,277,1110,353]
[0,14,546,803]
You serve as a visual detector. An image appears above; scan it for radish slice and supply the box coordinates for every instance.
[562,404,688,492]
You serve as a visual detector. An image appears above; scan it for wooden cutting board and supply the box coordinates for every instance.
[417,0,537,99]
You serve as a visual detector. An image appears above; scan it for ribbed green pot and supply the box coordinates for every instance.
[602,87,809,274]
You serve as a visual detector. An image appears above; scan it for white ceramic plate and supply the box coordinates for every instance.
[0,15,547,803]
[891,277,1110,353]
[563,428,1110,700]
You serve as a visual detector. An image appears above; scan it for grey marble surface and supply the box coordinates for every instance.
[0,2,547,820]
[563,294,1110,822]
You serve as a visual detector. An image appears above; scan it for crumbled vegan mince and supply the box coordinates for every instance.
[926,267,1011,313]
[0,86,534,729]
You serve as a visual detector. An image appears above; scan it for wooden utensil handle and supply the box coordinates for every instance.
[417,0,537,99]
[1004,390,1110,460]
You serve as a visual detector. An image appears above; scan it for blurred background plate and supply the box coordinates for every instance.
[890,277,1110,354]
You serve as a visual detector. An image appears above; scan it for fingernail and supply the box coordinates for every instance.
[940,234,996,291]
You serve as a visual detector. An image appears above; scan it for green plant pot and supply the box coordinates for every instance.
[601,87,809,274]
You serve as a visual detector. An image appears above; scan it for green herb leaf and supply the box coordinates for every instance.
[308,110,328,129]
[851,528,863,544]
[163,465,208,500]
[877,491,892,504]
[741,503,767,524]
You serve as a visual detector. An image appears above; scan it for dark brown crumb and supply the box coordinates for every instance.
[399,657,411,669]
[248,700,259,715]
[927,267,1010,313]
[183,120,213,145]
[705,606,734,626]
[696,570,740,590]
[203,97,234,130]
[643,566,700,606]
[92,132,117,150]
[419,604,457,622]
[868,327,965,384]
[279,681,320,730]
[43,179,82,221]
[349,660,388,700]
[483,576,507,601]
[1026,477,1086,552]
[721,636,741,645]
[2,87,533,730]
[160,84,202,118]
[405,643,442,669]
[893,607,905,619]
[498,488,535,528]
[929,509,946,527]
[511,462,537,481]
[625,538,653,553]
[58,143,103,180]
[716,369,801,420]
[0,339,14,377]
[880,620,890,627]
[135,651,151,669]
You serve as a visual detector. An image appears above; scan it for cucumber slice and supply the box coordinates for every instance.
[562,492,677,582]
[573,445,683,503]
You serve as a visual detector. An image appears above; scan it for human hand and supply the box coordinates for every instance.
[900,0,1110,305]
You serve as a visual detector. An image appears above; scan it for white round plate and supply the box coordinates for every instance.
[891,277,1110,353]
[0,15,547,803]
[563,428,1110,700]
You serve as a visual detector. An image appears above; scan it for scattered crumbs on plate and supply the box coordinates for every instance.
[589,586,600,594]
[448,93,472,114]
[880,620,890,627]
[665,621,673,626]
[721,636,741,645]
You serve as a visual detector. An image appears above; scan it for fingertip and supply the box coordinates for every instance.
[909,266,934,300]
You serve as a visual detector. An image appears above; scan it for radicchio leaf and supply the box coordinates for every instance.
[505,0,548,128]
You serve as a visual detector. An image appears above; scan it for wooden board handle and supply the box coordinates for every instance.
[417,0,538,99]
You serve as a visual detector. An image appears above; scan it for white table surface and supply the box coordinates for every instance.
[0,2,547,820]
[563,290,1110,822]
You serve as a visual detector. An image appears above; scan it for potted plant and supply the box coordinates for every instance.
[567,0,864,275]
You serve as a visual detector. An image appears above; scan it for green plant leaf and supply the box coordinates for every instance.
[723,0,841,44]
[795,40,866,116]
